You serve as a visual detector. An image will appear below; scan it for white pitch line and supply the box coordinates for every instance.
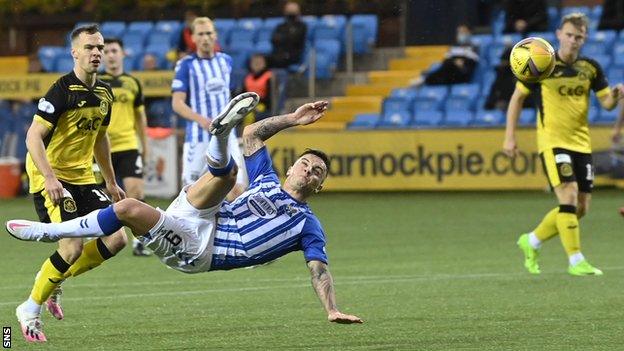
[1,267,623,307]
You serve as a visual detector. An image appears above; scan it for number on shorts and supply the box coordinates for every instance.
[586,163,594,180]
[135,154,143,173]
[91,189,110,202]
[164,230,182,246]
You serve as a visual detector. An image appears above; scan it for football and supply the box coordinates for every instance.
[509,37,556,83]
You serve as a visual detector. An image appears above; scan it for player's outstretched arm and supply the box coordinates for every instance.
[503,87,528,158]
[94,130,125,202]
[242,101,329,156]
[599,83,624,111]
[307,260,363,324]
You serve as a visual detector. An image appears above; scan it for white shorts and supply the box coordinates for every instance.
[181,131,248,187]
[140,187,218,273]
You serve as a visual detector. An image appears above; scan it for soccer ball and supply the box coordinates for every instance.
[509,37,556,83]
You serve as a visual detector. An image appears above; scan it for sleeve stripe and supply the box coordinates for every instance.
[515,81,530,94]
[596,87,611,98]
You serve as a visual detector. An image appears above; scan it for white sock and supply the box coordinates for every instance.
[22,297,42,315]
[206,133,231,168]
[569,252,585,266]
[528,232,542,249]
[45,209,105,239]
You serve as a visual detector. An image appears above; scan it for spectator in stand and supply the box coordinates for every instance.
[142,53,159,71]
[503,0,548,36]
[485,47,533,110]
[177,8,199,57]
[243,54,273,119]
[268,1,307,68]
[410,24,480,87]
[598,0,624,31]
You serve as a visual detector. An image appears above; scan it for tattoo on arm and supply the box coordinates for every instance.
[308,261,337,313]
[242,114,294,156]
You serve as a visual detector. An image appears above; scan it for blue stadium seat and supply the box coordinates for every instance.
[470,34,494,53]
[348,113,379,129]
[590,30,617,51]
[475,96,487,111]
[147,31,174,47]
[472,109,504,126]
[147,99,174,128]
[237,17,262,31]
[598,107,618,123]
[55,55,74,73]
[301,16,318,41]
[588,106,600,123]
[450,83,480,100]
[608,66,624,82]
[390,88,418,101]
[547,7,559,31]
[412,110,443,127]
[417,85,448,102]
[257,27,275,43]
[349,15,378,54]
[228,27,257,48]
[492,10,505,35]
[561,6,591,17]
[612,43,624,66]
[214,18,236,44]
[38,46,65,72]
[378,110,411,128]
[443,110,474,126]
[593,54,612,69]
[487,44,507,67]
[320,15,346,32]
[314,38,341,63]
[144,43,170,58]
[383,96,411,113]
[494,33,521,47]
[122,32,147,48]
[254,40,273,55]
[412,98,442,113]
[480,70,496,96]
[155,20,181,35]
[314,23,342,41]
[127,21,154,37]
[101,21,126,38]
[519,108,536,125]
[444,97,474,112]
[582,41,606,56]
[227,48,251,71]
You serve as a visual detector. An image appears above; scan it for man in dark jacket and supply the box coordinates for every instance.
[269,1,307,68]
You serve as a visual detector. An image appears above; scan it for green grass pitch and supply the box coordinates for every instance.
[1,191,624,350]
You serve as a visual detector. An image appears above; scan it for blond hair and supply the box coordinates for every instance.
[559,12,589,32]
[190,17,215,34]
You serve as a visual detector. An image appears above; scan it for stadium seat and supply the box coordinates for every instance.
[612,43,624,66]
[137,52,165,70]
[227,48,251,71]
[487,44,507,67]
[608,66,624,82]
[590,30,617,51]
[101,21,126,38]
[122,32,147,49]
[228,27,257,48]
[378,110,411,128]
[314,38,341,63]
[561,6,591,17]
[301,16,318,41]
[443,110,474,126]
[547,7,559,31]
[147,31,174,47]
[480,71,496,97]
[450,83,480,100]
[349,15,378,54]
[470,34,494,53]
[257,27,275,43]
[383,96,411,113]
[494,33,521,46]
[214,18,236,44]
[390,88,418,101]
[127,21,154,37]
[492,10,505,35]
[472,109,504,126]
[237,17,262,31]
[38,46,65,72]
[260,17,283,42]
[519,108,536,125]
[144,43,170,58]
[417,85,448,102]
[314,23,343,41]
[582,41,606,56]
[55,55,74,72]
[412,98,442,113]
[412,110,443,127]
[593,54,612,70]
[588,106,600,123]
[254,40,273,55]
[348,113,379,129]
[155,20,181,35]
[444,97,474,112]
[147,99,174,128]
[598,107,618,123]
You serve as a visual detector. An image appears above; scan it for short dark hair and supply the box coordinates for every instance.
[299,148,330,173]
[70,24,100,42]
[104,37,124,48]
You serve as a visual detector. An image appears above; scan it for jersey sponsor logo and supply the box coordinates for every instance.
[247,192,278,219]
[38,98,55,113]
[76,117,103,131]
[99,100,109,115]
[559,163,573,177]
[172,79,184,89]
[63,197,77,213]
[558,85,585,96]
[555,154,572,164]
[204,77,226,94]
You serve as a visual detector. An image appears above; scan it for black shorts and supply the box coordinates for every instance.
[540,147,594,193]
[33,182,111,223]
[111,149,143,179]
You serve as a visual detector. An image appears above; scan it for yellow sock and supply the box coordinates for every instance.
[30,252,70,304]
[533,207,559,241]
[556,205,581,256]
[64,238,114,278]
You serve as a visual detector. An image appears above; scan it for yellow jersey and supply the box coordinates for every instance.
[99,72,145,153]
[26,71,113,193]
[517,53,610,153]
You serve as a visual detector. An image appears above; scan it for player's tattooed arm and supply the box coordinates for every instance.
[242,101,329,156]
[307,260,363,324]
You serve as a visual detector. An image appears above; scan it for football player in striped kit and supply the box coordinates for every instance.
[7,93,364,325]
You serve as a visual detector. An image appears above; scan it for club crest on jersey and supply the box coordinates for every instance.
[205,77,226,93]
[285,204,299,217]
[99,100,109,115]
[247,193,277,219]
[63,198,77,213]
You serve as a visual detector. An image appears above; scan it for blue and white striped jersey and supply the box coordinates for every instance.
[209,147,328,270]
[171,52,232,143]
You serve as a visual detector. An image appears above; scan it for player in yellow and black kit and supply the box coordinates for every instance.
[12,24,128,343]
[100,38,151,256]
[503,13,624,276]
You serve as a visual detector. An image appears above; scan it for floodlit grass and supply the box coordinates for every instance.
[1,191,623,350]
